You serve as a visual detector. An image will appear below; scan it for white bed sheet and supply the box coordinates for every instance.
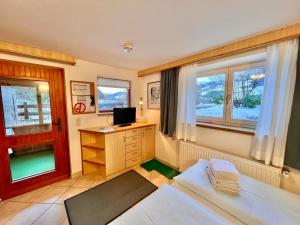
[174,160,300,225]
[109,184,239,225]
[171,181,245,225]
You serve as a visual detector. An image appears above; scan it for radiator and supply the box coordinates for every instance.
[179,141,282,187]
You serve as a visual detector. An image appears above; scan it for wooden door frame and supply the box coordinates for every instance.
[0,59,70,200]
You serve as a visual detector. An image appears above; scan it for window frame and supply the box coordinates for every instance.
[226,62,265,127]
[197,61,266,128]
[97,77,131,113]
[196,68,228,124]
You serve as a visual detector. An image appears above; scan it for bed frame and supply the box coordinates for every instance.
[179,141,282,187]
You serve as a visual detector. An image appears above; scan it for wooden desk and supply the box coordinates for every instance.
[79,123,156,176]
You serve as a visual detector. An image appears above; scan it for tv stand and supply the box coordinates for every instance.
[78,122,156,177]
[118,123,132,127]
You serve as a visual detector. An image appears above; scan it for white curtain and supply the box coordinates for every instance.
[176,64,197,142]
[251,38,299,167]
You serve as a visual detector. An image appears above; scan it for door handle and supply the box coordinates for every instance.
[53,118,62,132]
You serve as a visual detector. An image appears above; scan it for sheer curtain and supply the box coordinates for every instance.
[176,64,197,142]
[251,38,299,167]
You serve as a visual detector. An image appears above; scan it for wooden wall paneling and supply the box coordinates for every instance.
[138,22,300,76]
[1,63,9,76]
[30,66,36,78]
[35,67,41,79]
[19,65,25,77]
[50,70,59,171]
[8,64,14,76]
[58,70,69,170]
[56,70,63,171]
[14,64,20,77]
[40,68,45,79]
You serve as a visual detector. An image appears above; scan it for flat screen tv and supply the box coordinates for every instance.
[113,107,136,127]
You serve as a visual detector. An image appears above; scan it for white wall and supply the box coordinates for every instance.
[138,73,179,167]
[196,127,253,158]
[281,169,300,195]
[0,53,138,174]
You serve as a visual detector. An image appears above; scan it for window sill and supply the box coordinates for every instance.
[97,112,113,116]
[196,122,255,135]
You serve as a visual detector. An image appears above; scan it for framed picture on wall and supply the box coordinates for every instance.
[147,81,160,109]
[70,80,96,114]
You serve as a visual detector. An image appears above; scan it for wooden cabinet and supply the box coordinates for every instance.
[125,128,142,169]
[105,132,126,175]
[142,126,155,161]
[79,123,155,177]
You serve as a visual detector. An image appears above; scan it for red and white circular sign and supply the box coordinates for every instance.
[74,103,86,113]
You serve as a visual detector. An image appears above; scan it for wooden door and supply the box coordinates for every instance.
[105,132,125,175]
[0,60,70,200]
[142,126,155,161]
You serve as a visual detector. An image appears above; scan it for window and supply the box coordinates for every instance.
[196,62,265,128]
[197,72,226,120]
[97,78,130,113]
[0,79,52,136]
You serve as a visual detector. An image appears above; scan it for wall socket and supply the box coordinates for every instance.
[75,118,81,126]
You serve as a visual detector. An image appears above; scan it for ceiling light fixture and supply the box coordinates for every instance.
[123,42,134,53]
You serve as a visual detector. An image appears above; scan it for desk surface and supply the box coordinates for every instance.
[78,122,156,134]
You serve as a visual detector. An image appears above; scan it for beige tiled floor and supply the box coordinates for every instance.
[0,166,171,225]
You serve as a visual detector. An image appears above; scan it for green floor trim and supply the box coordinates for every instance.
[9,150,55,181]
[141,159,180,179]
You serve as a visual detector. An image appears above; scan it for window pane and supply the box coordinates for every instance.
[0,79,52,136]
[8,141,55,181]
[196,73,226,118]
[98,86,129,111]
[232,68,265,121]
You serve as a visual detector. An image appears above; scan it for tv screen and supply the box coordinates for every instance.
[113,107,136,126]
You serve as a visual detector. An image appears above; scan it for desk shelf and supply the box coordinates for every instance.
[82,143,104,150]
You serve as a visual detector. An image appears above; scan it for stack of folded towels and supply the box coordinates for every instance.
[206,159,240,194]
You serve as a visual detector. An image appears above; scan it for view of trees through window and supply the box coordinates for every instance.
[232,68,265,121]
[196,64,265,126]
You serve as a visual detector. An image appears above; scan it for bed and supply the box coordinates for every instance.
[108,160,300,225]
[109,184,242,225]
[173,160,300,225]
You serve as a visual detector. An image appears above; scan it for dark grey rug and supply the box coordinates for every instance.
[64,170,157,225]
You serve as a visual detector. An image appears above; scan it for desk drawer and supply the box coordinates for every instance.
[126,143,141,153]
[126,156,142,168]
[126,149,141,160]
[125,129,141,137]
[125,136,141,145]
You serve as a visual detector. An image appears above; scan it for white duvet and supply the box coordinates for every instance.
[174,160,300,225]
[109,184,237,225]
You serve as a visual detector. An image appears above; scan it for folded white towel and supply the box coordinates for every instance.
[207,167,239,186]
[210,168,239,182]
[206,167,240,194]
[209,159,239,181]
